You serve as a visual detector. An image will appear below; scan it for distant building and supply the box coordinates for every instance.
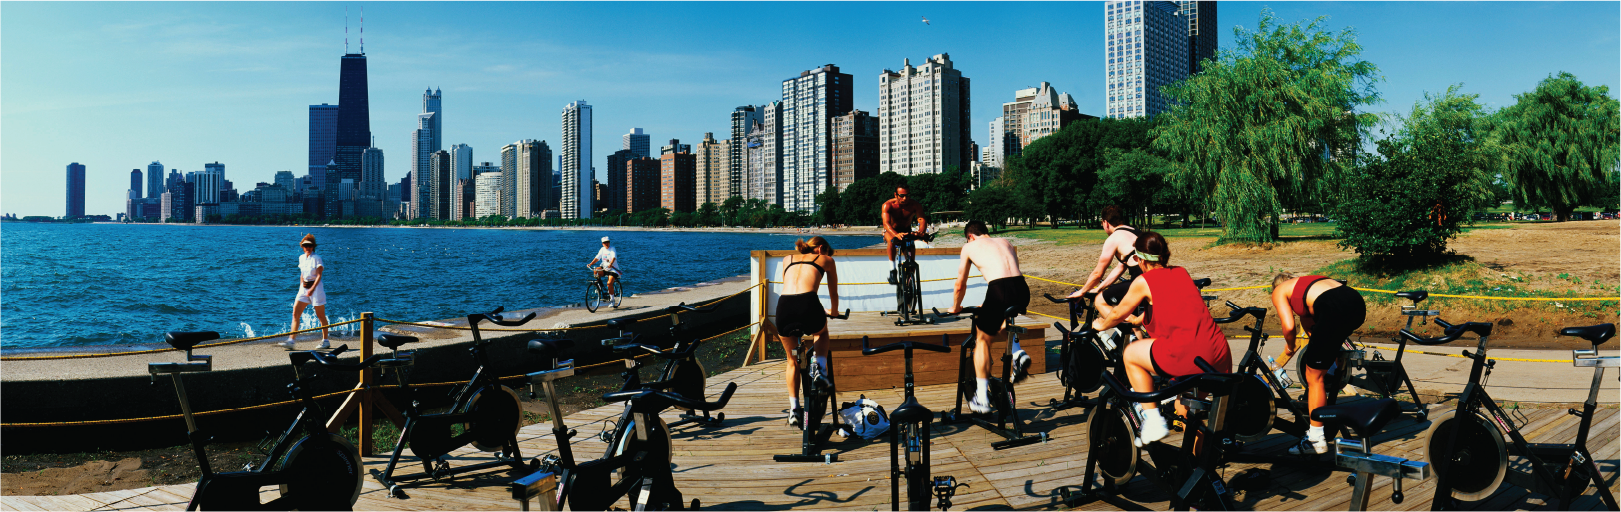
[1020,83,1092,147]
[660,139,691,156]
[623,128,650,159]
[593,181,609,212]
[146,161,165,201]
[1104,0,1189,119]
[450,143,473,181]
[606,149,636,213]
[423,88,443,150]
[188,170,221,213]
[361,145,386,200]
[475,170,503,218]
[410,112,437,218]
[308,103,339,183]
[660,151,697,213]
[1179,1,1219,75]
[515,140,554,218]
[832,110,879,192]
[429,150,453,219]
[274,170,297,192]
[64,162,86,219]
[561,100,593,219]
[730,105,764,197]
[879,54,972,177]
[626,157,661,213]
[694,134,731,205]
[129,168,143,200]
[744,102,784,204]
[780,64,853,212]
[332,51,372,219]
[450,178,475,221]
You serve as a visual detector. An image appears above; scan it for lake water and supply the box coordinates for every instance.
[0,223,879,349]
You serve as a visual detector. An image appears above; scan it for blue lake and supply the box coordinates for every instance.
[0,223,879,349]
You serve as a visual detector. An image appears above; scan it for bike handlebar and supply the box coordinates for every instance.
[1211,301,1266,324]
[1098,356,1240,402]
[602,382,739,411]
[289,346,383,372]
[898,232,935,243]
[471,306,537,327]
[1400,318,1494,345]
[1044,292,1096,304]
[862,334,950,356]
[612,342,694,360]
[829,308,851,320]
[665,302,716,314]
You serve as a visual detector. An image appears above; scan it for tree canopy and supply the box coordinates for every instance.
[1489,71,1620,221]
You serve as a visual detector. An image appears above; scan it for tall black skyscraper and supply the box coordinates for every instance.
[66,162,86,218]
[327,52,371,218]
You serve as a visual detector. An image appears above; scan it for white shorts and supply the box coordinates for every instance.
[295,286,327,307]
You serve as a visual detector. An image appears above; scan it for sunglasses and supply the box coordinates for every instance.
[895,193,908,198]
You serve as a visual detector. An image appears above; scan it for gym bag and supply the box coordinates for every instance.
[837,395,890,440]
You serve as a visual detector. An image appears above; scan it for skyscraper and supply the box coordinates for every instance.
[626,157,661,213]
[832,110,879,192]
[423,88,442,150]
[129,168,143,200]
[308,103,339,184]
[65,163,85,218]
[475,167,503,218]
[361,145,385,199]
[450,143,473,181]
[516,140,553,218]
[695,134,729,205]
[660,139,691,156]
[660,151,697,213]
[986,117,1006,169]
[1178,1,1218,75]
[878,54,973,177]
[744,101,784,205]
[410,112,436,218]
[1104,0,1189,119]
[606,148,636,213]
[1022,85,1091,146]
[623,128,650,159]
[274,170,297,192]
[147,162,168,201]
[729,105,763,197]
[561,101,593,219]
[781,64,853,212]
[429,150,452,219]
[331,50,372,218]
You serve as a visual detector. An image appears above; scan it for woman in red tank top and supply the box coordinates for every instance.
[1090,231,1232,444]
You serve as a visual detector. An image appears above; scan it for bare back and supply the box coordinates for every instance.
[781,253,835,295]
[960,236,1021,281]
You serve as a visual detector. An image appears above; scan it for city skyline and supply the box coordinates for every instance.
[2,2,1617,217]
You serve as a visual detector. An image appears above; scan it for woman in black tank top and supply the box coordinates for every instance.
[775,237,840,427]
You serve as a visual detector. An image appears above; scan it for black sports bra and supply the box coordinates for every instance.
[785,258,827,276]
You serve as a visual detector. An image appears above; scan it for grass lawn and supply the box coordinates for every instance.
[980,220,1515,246]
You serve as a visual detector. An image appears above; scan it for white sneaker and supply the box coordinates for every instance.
[1287,436,1328,455]
[969,394,993,414]
[278,339,297,350]
[317,339,331,350]
[1136,410,1169,446]
[1100,328,1120,351]
[1011,350,1032,383]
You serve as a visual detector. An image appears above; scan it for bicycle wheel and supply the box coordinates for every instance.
[1090,406,1139,486]
[1228,375,1278,442]
[903,423,931,511]
[908,264,924,321]
[1424,409,1508,501]
[1294,341,1352,395]
[585,281,602,313]
[611,280,624,307]
[275,433,364,510]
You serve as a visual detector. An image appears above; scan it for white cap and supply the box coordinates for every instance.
[601,236,611,242]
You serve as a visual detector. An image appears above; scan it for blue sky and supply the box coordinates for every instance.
[2,1,1617,217]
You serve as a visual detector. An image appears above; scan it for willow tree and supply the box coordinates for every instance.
[1154,9,1381,242]
[1490,72,1620,221]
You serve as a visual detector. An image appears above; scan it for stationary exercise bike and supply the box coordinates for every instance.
[1213,300,1325,443]
[1307,289,1436,421]
[861,334,966,511]
[935,306,1048,450]
[1424,321,1619,511]
[1315,398,1433,511]
[511,336,578,511]
[1058,350,1245,511]
[883,232,936,326]
[774,309,852,463]
[1043,291,1113,412]
[149,332,380,511]
[375,307,539,498]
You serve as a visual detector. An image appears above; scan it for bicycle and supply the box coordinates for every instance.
[1314,398,1433,511]
[773,308,853,463]
[1301,289,1436,421]
[935,306,1048,450]
[860,334,966,511]
[604,303,730,430]
[882,232,936,326]
[148,332,384,511]
[1043,291,1111,412]
[586,265,625,312]
[1423,321,1619,511]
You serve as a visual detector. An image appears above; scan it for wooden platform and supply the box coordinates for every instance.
[4,362,1617,511]
[820,311,1048,391]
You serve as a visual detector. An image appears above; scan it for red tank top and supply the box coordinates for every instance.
[1140,266,1232,375]
[1290,275,1330,317]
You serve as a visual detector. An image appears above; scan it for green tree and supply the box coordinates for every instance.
[1155,8,1382,242]
[719,196,744,226]
[813,186,841,226]
[1489,72,1620,221]
[1004,117,1155,227]
[965,185,1021,231]
[835,172,907,225]
[906,168,972,216]
[1334,86,1497,261]
[1091,148,1172,226]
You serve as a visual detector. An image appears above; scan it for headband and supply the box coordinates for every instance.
[1134,249,1161,262]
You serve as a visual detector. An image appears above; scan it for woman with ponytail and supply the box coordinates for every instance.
[775,236,840,428]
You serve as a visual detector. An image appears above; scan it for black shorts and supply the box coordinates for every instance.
[976,277,1031,337]
[1304,286,1366,370]
[1101,278,1132,306]
[775,292,827,338]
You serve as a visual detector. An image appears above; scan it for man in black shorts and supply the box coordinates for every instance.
[949,220,1031,414]
[1272,273,1367,455]
[1069,205,1142,328]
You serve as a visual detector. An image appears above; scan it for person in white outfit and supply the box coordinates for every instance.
[282,234,330,350]
[588,236,622,301]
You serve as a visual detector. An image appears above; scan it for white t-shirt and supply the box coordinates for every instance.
[596,247,620,274]
[299,253,325,282]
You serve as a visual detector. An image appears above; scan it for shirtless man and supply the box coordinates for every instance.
[1068,205,1142,326]
[949,220,1032,413]
[881,185,928,285]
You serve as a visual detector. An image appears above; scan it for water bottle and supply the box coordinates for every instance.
[1268,356,1294,388]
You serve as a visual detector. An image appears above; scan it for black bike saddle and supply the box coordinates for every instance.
[1561,323,1616,345]
[889,396,932,424]
[527,339,575,358]
[1193,277,1212,288]
[164,331,220,351]
[376,334,419,350]
[1311,398,1400,439]
[607,318,636,330]
[1395,290,1429,302]
[1003,306,1023,320]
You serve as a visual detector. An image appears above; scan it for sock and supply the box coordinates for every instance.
[789,397,799,410]
[1307,425,1325,444]
[976,378,990,400]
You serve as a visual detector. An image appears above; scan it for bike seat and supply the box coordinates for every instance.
[376,334,418,350]
[1003,306,1022,320]
[607,318,635,330]
[1193,277,1212,288]
[1310,398,1400,439]
[528,338,575,358]
[888,396,933,425]
[1395,290,1428,302]
[1560,323,1615,345]
[164,331,220,351]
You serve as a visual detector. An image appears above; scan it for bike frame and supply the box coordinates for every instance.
[945,308,1046,450]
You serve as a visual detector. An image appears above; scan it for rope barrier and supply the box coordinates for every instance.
[375,282,762,332]
[1023,274,1618,301]
[765,275,983,286]
[0,319,367,362]
[0,321,764,428]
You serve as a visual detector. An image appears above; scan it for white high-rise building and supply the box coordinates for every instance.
[744,101,784,205]
[780,64,853,212]
[1104,0,1189,119]
[189,170,222,205]
[423,88,443,150]
[450,144,474,181]
[986,117,1005,169]
[410,112,437,218]
[476,171,503,218]
[561,101,593,219]
[878,54,972,177]
[623,128,650,159]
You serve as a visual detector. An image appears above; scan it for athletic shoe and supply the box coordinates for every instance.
[278,339,296,350]
[787,408,804,429]
[1136,412,1169,446]
[1287,436,1328,455]
[809,362,833,395]
[1011,350,1032,383]
[317,339,331,350]
[888,270,898,285]
[968,394,993,414]
[1100,328,1120,351]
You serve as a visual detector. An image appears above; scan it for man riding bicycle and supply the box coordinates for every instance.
[949,220,1033,413]
[1069,205,1142,328]
[587,236,622,301]
[882,185,928,285]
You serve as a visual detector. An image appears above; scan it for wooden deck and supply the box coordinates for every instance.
[818,311,1048,391]
[4,361,1617,511]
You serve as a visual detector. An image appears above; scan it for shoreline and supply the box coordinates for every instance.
[86,222,889,237]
